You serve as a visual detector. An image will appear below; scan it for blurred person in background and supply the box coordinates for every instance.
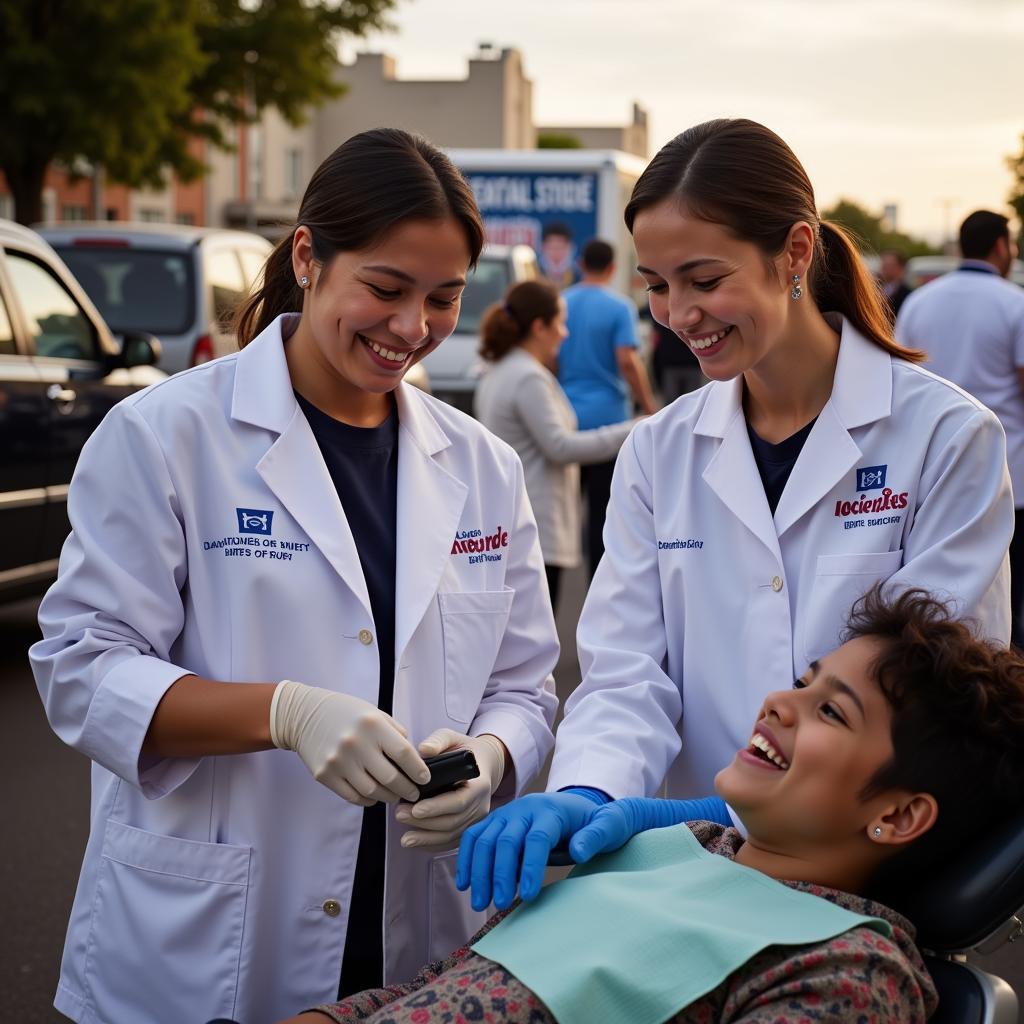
[559,239,657,576]
[896,209,1024,645]
[878,248,912,317]
[648,311,707,403]
[474,280,637,612]
[538,221,581,290]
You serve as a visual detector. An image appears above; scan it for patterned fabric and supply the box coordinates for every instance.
[311,823,938,1024]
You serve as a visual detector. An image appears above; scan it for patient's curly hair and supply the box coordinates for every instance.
[845,586,1024,885]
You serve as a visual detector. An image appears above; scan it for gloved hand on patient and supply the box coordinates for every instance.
[456,791,731,911]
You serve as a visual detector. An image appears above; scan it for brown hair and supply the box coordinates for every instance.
[479,280,561,362]
[845,586,1024,885]
[235,128,485,345]
[624,119,924,362]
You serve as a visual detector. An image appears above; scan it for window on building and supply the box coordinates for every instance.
[105,208,119,221]
[176,212,196,225]
[5,252,97,360]
[61,205,88,222]
[249,125,263,201]
[137,208,165,223]
[284,148,303,199]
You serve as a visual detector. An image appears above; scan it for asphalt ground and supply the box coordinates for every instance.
[3,571,1022,1021]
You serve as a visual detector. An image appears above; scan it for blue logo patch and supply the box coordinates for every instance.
[237,508,274,535]
[856,465,887,491]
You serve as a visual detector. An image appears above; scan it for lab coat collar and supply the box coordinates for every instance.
[695,318,894,544]
[231,314,466,656]
[693,317,892,441]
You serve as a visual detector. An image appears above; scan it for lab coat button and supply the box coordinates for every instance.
[771,576,784,593]
[358,629,373,646]
[322,899,341,917]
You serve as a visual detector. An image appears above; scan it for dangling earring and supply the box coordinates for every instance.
[873,826,882,838]
[299,275,310,289]
[790,274,803,300]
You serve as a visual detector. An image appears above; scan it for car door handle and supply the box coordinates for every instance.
[46,384,77,405]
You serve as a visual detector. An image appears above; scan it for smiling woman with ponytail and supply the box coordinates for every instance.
[457,116,1016,914]
[30,127,560,1024]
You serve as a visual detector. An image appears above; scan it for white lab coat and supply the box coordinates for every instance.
[30,314,558,1024]
[547,318,1012,801]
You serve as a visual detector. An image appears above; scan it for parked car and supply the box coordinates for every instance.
[905,255,1024,289]
[0,219,164,601]
[38,223,273,374]
[420,243,538,413]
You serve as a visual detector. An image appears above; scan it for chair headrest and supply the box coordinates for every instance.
[886,809,1024,953]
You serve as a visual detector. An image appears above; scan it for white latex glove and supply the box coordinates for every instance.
[395,729,507,849]
[270,680,430,806]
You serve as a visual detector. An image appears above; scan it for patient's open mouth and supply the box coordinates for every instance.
[747,731,790,770]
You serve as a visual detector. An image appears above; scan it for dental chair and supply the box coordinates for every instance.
[891,809,1024,1023]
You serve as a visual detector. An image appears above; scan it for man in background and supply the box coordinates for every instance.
[896,210,1024,644]
[559,239,657,577]
[879,248,913,316]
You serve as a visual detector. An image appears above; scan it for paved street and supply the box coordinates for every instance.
[3,574,1022,1021]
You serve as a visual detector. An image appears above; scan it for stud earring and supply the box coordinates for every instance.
[873,826,882,838]
[790,274,803,300]
[299,275,310,288]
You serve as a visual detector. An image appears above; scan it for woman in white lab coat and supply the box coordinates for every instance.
[474,280,635,612]
[30,129,558,1024]
[457,117,1013,913]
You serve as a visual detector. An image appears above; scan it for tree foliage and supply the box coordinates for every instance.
[0,0,398,224]
[821,198,937,257]
[537,132,584,150]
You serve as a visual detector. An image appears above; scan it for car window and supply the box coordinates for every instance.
[207,249,246,330]
[456,257,512,336]
[56,246,194,336]
[238,249,268,292]
[0,286,15,356]
[5,251,97,360]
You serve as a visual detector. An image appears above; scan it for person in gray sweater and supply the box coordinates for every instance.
[474,281,637,610]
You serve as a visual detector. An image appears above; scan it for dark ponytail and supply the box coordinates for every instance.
[625,119,925,363]
[815,220,923,360]
[479,280,561,362]
[235,128,485,346]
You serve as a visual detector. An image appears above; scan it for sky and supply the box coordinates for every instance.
[350,0,1024,243]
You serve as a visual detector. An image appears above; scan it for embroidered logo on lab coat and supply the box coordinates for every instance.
[237,508,274,535]
[856,465,887,491]
[451,526,508,564]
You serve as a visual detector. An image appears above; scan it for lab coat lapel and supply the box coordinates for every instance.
[393,385,468,664]
[773,320,892,537]
[698,378,782,561]
[231,315,372,617]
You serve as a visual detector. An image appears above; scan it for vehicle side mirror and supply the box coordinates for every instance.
[117,330,162,368]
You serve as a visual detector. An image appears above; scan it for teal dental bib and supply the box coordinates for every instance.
[472,824,891,1024]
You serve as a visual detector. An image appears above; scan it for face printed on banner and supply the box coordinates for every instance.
[633,199,801,383]
[293,217,471,402]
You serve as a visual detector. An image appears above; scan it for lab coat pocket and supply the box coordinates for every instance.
[438,588,515,724]
[803,550,904,663]
[428,849,486,962]
[83,819,251,1024]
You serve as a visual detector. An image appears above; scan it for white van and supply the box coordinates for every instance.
[38,223,273,373]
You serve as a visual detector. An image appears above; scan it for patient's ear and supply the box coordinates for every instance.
[868,793,938,848]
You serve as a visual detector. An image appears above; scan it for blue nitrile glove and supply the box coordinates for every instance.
[569,795,731,864]
[455,789,607,911]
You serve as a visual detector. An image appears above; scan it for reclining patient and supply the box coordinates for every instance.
[280,587,1024,1024]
